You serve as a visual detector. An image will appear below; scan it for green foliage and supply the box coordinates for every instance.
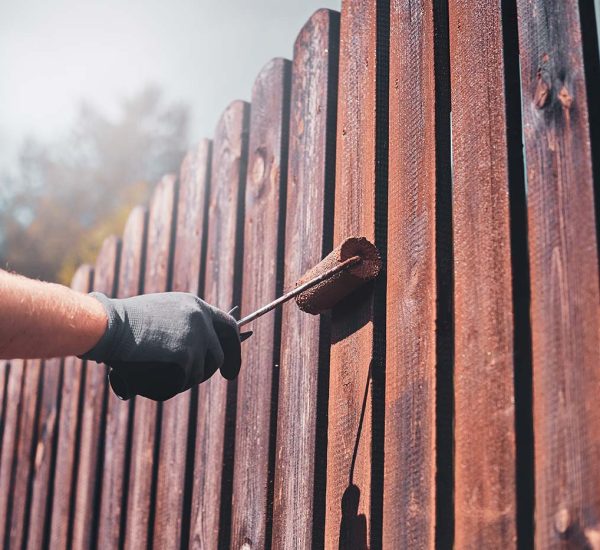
[0,86,189,284]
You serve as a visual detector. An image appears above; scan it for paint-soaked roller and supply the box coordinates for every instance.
[237,237,382,331]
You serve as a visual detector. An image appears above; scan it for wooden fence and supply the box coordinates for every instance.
[1,1,599,548]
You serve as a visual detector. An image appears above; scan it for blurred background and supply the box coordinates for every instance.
[0,0,340,284]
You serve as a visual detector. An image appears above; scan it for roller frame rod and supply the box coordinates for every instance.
[236,255,362,328]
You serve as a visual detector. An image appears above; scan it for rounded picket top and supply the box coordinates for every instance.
[293,8,340,55]
[70,263,94,291]
[94,234,122,296]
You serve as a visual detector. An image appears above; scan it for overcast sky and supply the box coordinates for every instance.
[0,0,340,170]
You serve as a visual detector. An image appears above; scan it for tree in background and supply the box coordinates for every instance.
[0,86,189,284]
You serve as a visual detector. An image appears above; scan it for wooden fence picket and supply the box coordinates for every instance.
[516,0,600,546]
[72,236,121,549]
[26,356,63,550]
[189,100,250,550]
[272,9,339,549]
[384,1,443,547]
[50,265,94,549]
[0,361,8,454]
[230,58,291,550]
[449,1,518,547]
[124,175,177,550]
[0,360,24,548]
[324,1,387,548]
[154,140,212,549]
[97,206,147,549]
[8,358,42,549]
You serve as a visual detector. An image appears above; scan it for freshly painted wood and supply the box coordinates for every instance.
[189,101,249,550]
[49,265,94,549]
[272,10,339,549]
[154,140,211,549]
[516,1,600,547]
[72,236,121,550]
[26,356,64,550]
[449,1,517,547]
[324,1,384,548]
[384,1,438,547]
[0,360,24,548]
[97,207,147,549]
[124,175,177,550]
[230,58,291,550]
[8,358,42,549]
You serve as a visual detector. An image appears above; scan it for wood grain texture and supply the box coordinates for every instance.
[325,1,384,548]
[49,265,94,549]
[71,236,121,550]
[516,1,600,547]
[449,1,517,547]
[153,140,211,549]
[26,356,63,550]
[124,175,177,550]
[230,58,291,550]
[97,206,147,549]
[384,1,437,547]
[0,361,8,455]
[8,358,42,549]
[189,101,249,550]
[0,360,24,548]
[271,9,339,550]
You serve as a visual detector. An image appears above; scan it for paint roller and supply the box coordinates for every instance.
[236,236,382,335]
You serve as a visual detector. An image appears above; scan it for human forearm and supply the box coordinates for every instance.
[0,270,107,359]
[0,269,242,402]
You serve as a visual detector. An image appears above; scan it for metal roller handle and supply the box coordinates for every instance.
[236,255,362,328]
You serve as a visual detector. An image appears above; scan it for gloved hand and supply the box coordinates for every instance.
[81,292,241,401]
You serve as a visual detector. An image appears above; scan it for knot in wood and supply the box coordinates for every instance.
[558,85,573,109]
[251,150,266,183]
[554,508,572,537]
[534,69,551,109]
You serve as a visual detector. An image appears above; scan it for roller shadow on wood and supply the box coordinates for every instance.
[338,361,372,550]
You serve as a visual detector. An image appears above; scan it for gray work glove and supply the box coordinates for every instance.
[81,292,241,401]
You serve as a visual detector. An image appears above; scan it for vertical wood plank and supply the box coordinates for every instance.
[324,1,387,548]
[26,356,64,550]
[189,101,249,549]
[153,140,211,549]
[124,175,177,550]
[448,1,517,547]
[97,206,147,549]
[516,1,600,546]
[9,358,42,549]
[0,360,24,548]
[71,236,121,550]
[49,264,94,549]
[231,58,291,550]
[272,9,339,549]
[384,1,438,547]
[0,361,8,452]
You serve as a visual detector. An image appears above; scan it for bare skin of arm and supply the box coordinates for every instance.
[0,269,107,359]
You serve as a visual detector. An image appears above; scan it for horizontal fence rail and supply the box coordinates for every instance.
[1,1,599,548]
